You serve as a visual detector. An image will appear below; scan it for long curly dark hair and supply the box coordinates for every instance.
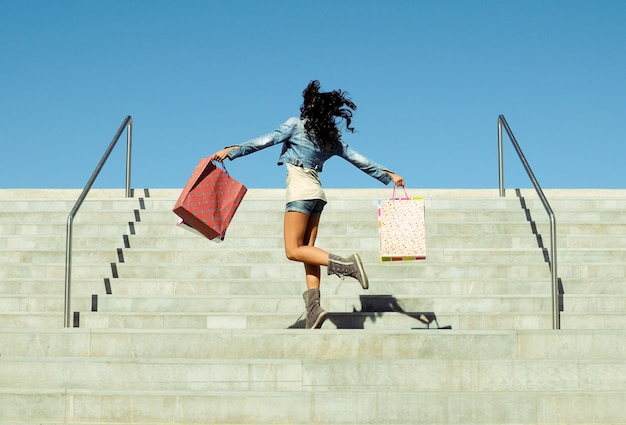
[300,80,357,151]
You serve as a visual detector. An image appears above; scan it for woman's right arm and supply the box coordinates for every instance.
[209,117,298,162]
[208,147,235,162]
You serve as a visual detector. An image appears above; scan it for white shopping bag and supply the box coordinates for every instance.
[378,186,426,261]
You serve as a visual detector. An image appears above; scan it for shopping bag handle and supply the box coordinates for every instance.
[392,185,410,200]
[211,158,230,175]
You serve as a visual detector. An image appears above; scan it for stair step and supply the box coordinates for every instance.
[1,387,623,425]
[2,355,624,392]
[91,294,557,314]
[0,277,556,296]
[76,311,555,331]
[5,311,626,331]
[4,247,626,266]
[2,328,624,360]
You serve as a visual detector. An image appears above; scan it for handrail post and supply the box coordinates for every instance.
[64,215,74,327]
[498,114,560,329]
[498,118,505,197]
[550,215,560,329]
[125,118,133,198]
[64,115,132,328]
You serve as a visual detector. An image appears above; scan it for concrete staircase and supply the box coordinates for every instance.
[1,188,625,424]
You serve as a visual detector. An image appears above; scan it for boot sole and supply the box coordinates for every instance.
[311,311,328,329]
[353,253,369,290]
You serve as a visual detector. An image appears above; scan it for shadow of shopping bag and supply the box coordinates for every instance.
[173,158,247,242]
[378,186,426,261]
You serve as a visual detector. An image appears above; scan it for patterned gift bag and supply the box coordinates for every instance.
[173,158,247,242]
[378,186,426,261]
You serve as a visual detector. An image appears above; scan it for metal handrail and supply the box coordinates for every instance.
[64,116,133,327]
[497,114,559,329]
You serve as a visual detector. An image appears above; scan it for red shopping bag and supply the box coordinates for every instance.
[173,158,247,242]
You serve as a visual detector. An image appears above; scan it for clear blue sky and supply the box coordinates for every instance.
[1,0,624,190]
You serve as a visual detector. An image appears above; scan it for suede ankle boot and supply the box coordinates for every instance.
[302,288,327,329]
[327,253,369,290]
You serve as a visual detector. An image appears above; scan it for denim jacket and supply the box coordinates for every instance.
[226,117,393,185]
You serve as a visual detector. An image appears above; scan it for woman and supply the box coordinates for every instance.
[210,80,404,329]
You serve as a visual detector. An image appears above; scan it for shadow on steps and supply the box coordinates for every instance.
[289,294,452,330]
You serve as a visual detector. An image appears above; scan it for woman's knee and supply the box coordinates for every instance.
[284,246,300,262]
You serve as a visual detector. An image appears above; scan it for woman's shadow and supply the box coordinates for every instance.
[290,294,452,329]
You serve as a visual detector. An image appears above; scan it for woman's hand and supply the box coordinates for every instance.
[208,147,235,162]
[388,172,405,187]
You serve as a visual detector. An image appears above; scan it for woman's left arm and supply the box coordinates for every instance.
[384,171,405,187]
[337,141,404,186]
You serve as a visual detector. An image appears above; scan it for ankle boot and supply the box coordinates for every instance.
[302,288,327,329]
[327,253,369,289]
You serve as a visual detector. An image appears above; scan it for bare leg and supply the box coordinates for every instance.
[284,211,328,289]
